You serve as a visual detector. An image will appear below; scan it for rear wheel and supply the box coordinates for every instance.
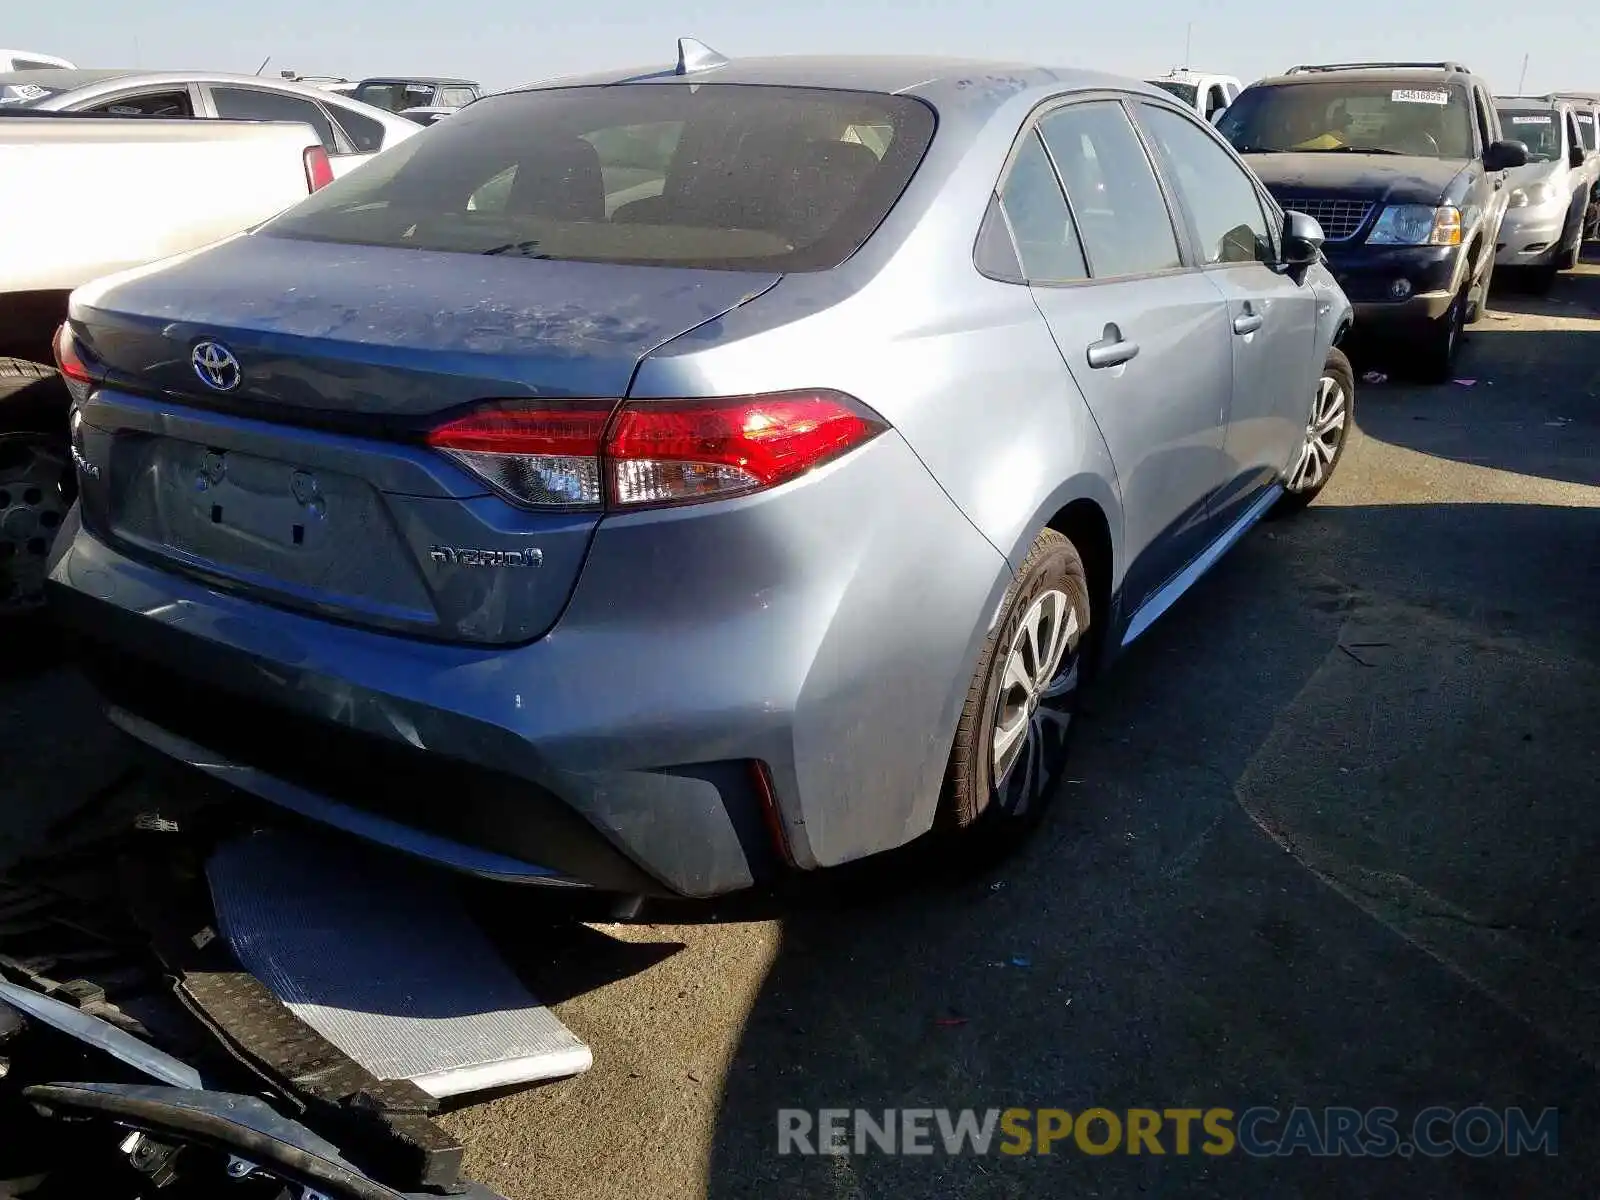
[0,359,74,617]
[940,529,1091,845]
[0,434,72,616]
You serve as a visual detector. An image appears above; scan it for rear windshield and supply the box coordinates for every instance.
[0,81,65,107]
[1496,108,1561,161]
[1151,81,1199,105]
[261,83,937,272]
[1218,80,1476,159]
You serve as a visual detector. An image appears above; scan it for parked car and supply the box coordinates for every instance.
[1491,95,1594,288]
[1549,91,1600,238]
[0,111,333,614]
[0,69,419,177]
[0,50,73,73]
[1147,69,1243,123]
[46,48,1353,900]
[1217,61,1527,380]
[350,77,481,113]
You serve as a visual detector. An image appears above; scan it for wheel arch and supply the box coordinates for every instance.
[997,474,1124,675]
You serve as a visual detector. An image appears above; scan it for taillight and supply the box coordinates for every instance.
[52,323,95,403]
[426,401,613,509]
[424,390,888,511]
[303,145,334,192]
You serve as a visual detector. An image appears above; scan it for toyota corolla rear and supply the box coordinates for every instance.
[46,79,1009,898]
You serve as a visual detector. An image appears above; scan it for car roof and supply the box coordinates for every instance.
[1153,69,1235,84]
[508,54,1161,119]
[1256,69,1478,89]
[0,67,408,95]
[1494,95,1568,108]
[357,77,477,86]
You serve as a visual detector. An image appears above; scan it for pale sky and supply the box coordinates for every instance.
[9,0,1595,96]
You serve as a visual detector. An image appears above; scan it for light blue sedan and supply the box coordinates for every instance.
[47,43,1354,899]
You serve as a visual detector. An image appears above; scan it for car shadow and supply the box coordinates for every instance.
[1348,278,1600,487]
[697,496,1600,1198]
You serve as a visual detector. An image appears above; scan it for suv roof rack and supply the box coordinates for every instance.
[1284,61,1470,76]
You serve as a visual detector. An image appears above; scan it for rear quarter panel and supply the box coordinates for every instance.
[628,83,1127,861]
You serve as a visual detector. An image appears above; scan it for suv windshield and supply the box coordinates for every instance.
[1151,81,1198,105]
[262,83,937,272]
[354,81,437,112]
[1217,80,1476,158]
[1496,108,1561,162]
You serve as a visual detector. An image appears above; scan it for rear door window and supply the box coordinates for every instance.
[81,89,194,117]
[438,86,478,108]
[975,131,1087,283]
[263,84,937,272]
[328,102,387,153]
[1036,101,1182,278]
[210,86,343,154]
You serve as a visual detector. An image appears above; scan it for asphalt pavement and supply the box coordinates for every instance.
[2,261,1598,1199]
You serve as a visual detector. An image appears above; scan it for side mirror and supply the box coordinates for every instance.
[1571,145,1589,169]
[1282,209,1326,266]
[1484,139,1529,171]
[1210,106,1228,126]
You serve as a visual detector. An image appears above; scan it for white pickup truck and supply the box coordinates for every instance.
[1,112,332,614]
[1147,69,1244,122]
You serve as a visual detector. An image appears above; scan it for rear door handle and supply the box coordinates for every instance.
[1086,324,1139,369]
[1233,310,1264,336]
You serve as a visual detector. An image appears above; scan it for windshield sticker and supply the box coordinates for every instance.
[1392,89,1450,106]
[1580,115,1595,124]
[1,83,49,102]
[107,105,143,115]
[1511,115,1552,124]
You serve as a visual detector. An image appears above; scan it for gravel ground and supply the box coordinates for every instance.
[3,261,1597,1198]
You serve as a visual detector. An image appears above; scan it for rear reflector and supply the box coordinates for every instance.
[425,390,887,511]
[303,145,335,192]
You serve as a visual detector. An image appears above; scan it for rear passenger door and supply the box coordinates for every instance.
[989,97,1234,616]
[1134,99,1318,526]
[203,85,364,176]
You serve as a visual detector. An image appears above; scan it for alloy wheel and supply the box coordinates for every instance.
[991,589,1080,816]
[1286,373,1348,495]
[0,435,71,613]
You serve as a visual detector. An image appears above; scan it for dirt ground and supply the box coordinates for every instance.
[3,261,1598,1198]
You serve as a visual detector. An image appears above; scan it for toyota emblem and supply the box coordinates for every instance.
[191,341,242,392]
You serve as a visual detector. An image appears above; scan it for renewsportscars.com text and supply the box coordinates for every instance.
[777,1106,1559,1158]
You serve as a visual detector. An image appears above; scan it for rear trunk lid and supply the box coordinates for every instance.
[69,233,779,645]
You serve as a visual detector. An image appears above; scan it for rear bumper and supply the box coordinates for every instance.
[46,428,1007,898]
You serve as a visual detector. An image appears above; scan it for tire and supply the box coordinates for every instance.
[939,528,1091,845]
[0,359,74,617]
[0,432,73,616]
[1276,348,1355,514]
[1414,284,1466,382]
